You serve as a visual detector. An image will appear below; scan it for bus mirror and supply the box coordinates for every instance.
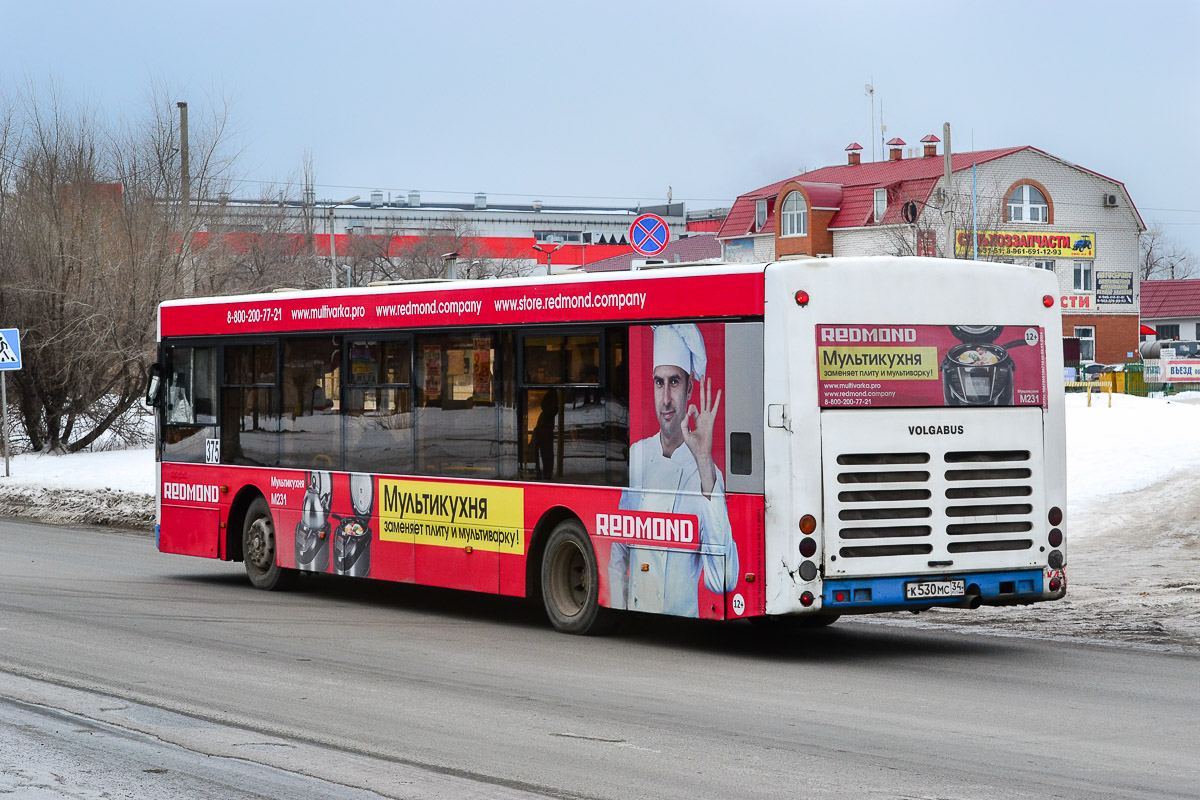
[145,363,164,408]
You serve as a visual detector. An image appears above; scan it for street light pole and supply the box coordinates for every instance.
[328,194,360,287]
[532,242,564,273]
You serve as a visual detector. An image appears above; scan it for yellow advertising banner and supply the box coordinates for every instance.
[955,230,1095,258]
[378,479,524,553]
[817,346,940,380]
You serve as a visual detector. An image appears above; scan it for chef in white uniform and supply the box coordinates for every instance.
[609,324,738,617]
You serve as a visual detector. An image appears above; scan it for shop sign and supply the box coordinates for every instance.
[1155,359,1200,383]
[955,230,1096,258]
[1060,294,1093,310]
[1095,271,1134,305]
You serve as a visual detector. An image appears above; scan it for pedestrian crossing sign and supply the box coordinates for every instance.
[0,329,22,371]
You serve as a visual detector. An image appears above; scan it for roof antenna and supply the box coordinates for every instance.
[864,81,875,162]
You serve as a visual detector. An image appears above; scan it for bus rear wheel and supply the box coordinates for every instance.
[242,497,297,591]
[541,520,613,635]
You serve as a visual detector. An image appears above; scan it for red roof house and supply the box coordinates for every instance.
[1140,280,1200,341]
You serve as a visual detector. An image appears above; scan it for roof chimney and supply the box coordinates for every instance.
[921,134,940,158]
[887,137,906,161]
[845,142,863,166]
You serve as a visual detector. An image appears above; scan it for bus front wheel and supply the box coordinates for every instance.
[242,497,297,591]
[541,520,613,635]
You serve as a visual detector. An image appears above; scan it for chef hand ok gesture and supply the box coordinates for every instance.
[684,376,722,499]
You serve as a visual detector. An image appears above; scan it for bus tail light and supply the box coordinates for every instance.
[799,537,817,558]
[800,592,815,607]
[1048,506,1063,525]
[799,514,816,534]
[1048,528,1063,547]
[1043,295,1054,308]
[795,290,809,306]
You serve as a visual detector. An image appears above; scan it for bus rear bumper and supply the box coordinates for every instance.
[823,568,1063,613]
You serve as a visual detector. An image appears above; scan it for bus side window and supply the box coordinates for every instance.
[415,332,500,478]
[166,346,217,426]
[605,327,629,487]
[222,343,280,467]
[162,346,218,463]
[520,332,611,486]
[281,336,343,470]
[345,338,413,475]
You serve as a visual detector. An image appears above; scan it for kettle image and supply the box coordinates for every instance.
[295,471,332,572]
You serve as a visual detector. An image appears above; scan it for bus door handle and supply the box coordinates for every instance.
[768,404,789,431]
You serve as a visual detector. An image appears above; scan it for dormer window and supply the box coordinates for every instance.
[780,191,808,237]
[755,199,768,231]
[873,188,887,223]
[1007,183,1049,223]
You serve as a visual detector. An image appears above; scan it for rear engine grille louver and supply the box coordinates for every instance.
[832,449,1035,561]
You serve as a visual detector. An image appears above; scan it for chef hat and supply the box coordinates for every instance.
[653,324,707,379]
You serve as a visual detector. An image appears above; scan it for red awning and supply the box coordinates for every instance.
[1140,324,1157,335]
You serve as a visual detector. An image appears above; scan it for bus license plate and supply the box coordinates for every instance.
[904,579,966,600]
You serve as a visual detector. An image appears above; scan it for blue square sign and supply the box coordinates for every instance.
[0,328,22,371]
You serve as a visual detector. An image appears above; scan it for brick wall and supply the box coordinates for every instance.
[1063,312,1139,363]
[774,182,834,258]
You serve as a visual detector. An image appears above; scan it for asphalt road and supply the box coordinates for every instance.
[2,519,1197,799]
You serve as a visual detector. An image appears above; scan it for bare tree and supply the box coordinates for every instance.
[344,212,535,285]
[192,181,327,294]
[1140,224,1195,281]
[876,179,1011,261]
[0,81,239,452]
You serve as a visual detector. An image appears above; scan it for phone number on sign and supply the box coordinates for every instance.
[227,306,282,325]
[822,396,875,406]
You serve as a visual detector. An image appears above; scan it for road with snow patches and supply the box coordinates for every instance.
[1,519,1198,799]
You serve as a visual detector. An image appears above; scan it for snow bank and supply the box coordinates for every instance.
[1066,391,1200,510]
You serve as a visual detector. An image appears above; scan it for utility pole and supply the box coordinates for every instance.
[177,102,190,208]
[177,102,195,292]
[943,121,954,259]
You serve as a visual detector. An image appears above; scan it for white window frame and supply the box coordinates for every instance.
[1034,259,1055,272]
[755,199,768,231]
[780,191,808,237]
[873,188,887,223]
[1073,260,1093,291]
[1007,184,1049,224]
[1074,326,1096,362]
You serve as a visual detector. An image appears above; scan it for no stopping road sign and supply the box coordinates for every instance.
[629,214,669,257]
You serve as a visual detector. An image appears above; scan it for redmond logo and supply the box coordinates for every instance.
[163,482,221,503]
[820,326,918,343]
[908,424,964,435]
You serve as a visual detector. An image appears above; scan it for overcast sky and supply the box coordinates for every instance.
[3,0,1197,254]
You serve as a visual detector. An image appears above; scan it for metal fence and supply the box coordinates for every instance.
[1063,361,1154,397]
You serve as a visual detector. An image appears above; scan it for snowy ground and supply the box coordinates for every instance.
[2,391,1199,650]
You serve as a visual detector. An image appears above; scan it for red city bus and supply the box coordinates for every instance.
[148,258,1067,633]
